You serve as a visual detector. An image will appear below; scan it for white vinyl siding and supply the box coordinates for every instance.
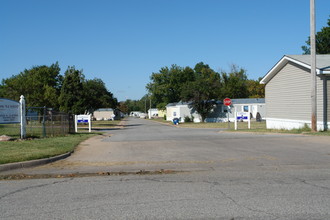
[266,62,326,123]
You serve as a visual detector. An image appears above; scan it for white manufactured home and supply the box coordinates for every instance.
[93,108,115,121]
[166,101,201,123]
[166,99,266,123]
[260,55,330,131]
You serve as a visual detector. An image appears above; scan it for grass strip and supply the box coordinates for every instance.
[79,120,122,127]
[150,118,330,136]
[0,133,99,165]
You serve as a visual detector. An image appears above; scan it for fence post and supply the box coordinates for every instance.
[20,95,26,139]
[51,110,54,136]
[42,106,46,137]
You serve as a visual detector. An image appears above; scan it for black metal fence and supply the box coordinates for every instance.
[0,107,74,138]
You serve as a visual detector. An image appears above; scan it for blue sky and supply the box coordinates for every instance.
[1,0,329,101]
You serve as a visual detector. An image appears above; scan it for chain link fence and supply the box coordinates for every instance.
[0,107,74,138]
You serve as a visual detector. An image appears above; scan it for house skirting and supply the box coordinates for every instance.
[266,118,329,131]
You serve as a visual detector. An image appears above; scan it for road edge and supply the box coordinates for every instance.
[0,151,73,172]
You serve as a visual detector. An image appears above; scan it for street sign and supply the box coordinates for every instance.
[223,98,232,106]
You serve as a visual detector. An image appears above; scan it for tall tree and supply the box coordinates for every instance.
[0,63,62,108]
[181,62,221,122]
[220,65,249,99]
[118,101,129,114]
[302,16,330,54]
[125,99,142,113]
[146,65,195,109]
[246,77,265,98]
[58,66,85,114]
[83,78,117,113]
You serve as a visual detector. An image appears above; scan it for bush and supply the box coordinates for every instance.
[184,116,192,123]
[163,114,167,121]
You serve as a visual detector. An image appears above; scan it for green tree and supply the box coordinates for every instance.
[83,78,117,113]
[181,62,221,122]
[220,65,249,99]
[302,16,330,54]
[146,65,195,109]
[58,66,85,114]
[0,63,62,108]
[118,101,129,114]
[246,77,265,98]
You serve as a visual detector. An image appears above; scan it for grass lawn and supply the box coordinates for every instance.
[0,124,20,138]
[0,119,124,165]
[151,118,266,129]
[178,121,266,129]
[76,119,122,130]
[0,133,98,165]
[150,118,330,136]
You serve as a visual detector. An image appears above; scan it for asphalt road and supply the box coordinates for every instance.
[1,117,330,219]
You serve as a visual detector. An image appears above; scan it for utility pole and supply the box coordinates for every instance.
[310,0,317,131]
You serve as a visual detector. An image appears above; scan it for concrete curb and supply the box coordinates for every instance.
[0,151,73,172]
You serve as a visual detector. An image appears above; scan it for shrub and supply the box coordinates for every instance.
[184,116,192,123]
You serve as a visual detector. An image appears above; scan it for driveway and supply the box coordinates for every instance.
[3,117,330,175]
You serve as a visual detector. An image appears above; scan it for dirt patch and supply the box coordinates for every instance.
[0,169,184,180]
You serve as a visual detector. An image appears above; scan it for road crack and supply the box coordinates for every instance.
[0,178,72,200]
[296,178,330,191]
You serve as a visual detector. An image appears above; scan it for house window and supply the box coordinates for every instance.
[243,106,249,112]
[173,112,177,117]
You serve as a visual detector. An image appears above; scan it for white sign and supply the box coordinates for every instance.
[0,98,20,124]
[236,112,249,121]
[77,115,90,123]
[75,114,92,133]
[234,107,251,130]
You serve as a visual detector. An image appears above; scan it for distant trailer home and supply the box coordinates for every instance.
[206,98,266,123]
[166,99,266,123]
[260,55,330,131]
[93,108,115,121]
[148,108,159,118]
[166,101,201,123]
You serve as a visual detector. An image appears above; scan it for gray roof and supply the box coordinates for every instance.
[287,55,330,71]
[167,98,265,107]
[94,108,114,112]
[231,98,265,104]
[166,101,191,107]
[261,54,330,84]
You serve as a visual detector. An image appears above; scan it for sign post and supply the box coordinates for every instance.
[248,105,251,129]
[234,106,237,130]
[20,96,26,139]
[223,98,232,129]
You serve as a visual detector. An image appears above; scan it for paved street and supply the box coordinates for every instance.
[1,117,330,219]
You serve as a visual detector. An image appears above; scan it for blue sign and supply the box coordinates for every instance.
[77,119,88,123]
[237,116,248,120]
